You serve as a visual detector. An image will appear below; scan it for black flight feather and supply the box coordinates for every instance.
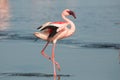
[40,26,58,38]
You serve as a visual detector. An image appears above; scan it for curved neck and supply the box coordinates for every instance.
[62,14,76,36]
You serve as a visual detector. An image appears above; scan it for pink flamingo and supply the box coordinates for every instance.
[34,9,76,80]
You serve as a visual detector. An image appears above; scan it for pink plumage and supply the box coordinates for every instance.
[34,9,76,80]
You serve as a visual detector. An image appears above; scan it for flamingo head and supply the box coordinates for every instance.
[62,9,76,19]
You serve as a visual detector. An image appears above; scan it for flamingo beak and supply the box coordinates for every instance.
[68,10,76,19]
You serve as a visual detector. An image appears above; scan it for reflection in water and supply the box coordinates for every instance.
[0,31,120,50]
[0,0,10,30]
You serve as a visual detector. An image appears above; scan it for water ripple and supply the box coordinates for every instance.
[0,72,71,77]
[0,31,120,49]
[59,40,120,49]
[0,31,36,41]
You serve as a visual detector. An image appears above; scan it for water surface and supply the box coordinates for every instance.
[0,0,120,80]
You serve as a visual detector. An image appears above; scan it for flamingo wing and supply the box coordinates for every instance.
[41,25,58,38]
[49,22,68,32]
[37,22,52,31]
[37,21,68,38]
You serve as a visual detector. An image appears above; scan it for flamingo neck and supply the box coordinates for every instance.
[62,14,76,36]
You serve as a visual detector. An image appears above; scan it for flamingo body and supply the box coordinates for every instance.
[36,21,69,41]
[34,9,76,80]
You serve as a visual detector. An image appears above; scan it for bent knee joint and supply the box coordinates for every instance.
[41,50,44,54]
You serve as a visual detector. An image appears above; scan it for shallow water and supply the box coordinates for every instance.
[0,0,120,80]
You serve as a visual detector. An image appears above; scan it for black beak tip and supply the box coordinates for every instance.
[68,10,76,19]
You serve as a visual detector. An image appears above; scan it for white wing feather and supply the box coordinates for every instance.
[49,23,69,32]
[38,22,51,31]
[38,22,69,32]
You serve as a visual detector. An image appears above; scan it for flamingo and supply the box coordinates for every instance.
[34,9,76,80]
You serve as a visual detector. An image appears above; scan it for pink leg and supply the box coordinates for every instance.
[52,43,57,80]
[41,41,51,60]
[41,42,61,71]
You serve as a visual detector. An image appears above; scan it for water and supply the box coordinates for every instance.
[0,0,120,80]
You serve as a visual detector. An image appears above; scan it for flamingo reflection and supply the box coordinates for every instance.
[0,0,10,30]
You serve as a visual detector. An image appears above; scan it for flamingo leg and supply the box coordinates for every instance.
[41,41,51,60]
[41,41,61,71]
[52,43,57,80]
